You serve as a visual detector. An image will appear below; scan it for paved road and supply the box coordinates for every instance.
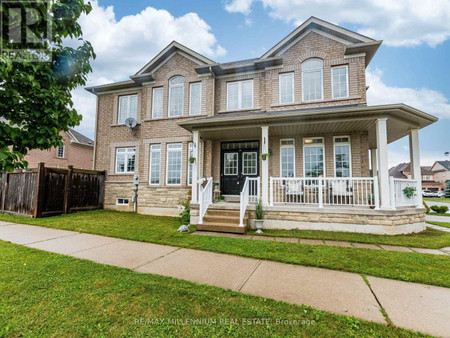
[0,221,449,337]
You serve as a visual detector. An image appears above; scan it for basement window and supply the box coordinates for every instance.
[116,198,129,205]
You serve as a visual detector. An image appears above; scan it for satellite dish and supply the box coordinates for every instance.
[125,118,137,129]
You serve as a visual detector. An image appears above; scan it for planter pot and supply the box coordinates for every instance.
[369,205,375,209]
[261,154,267,161]
[254,219,264,234]
[189,157,196,164]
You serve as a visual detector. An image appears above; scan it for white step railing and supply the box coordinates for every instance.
[270,177,379,208]
[248,177,260,203]
[390,177,420,207]
[198,177,213,224]
[239,177,250,227]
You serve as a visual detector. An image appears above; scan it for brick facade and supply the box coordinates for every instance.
[25,130,94,170]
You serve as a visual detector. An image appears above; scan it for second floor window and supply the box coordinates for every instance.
[169,76,184,117]
[116,147,135,174]
[57,144,65,158]
[152,88,163,119]
[189,83,202,115]
[227,80,253,110]
[279,73,294,104]
[118,94,137,124]
[302,58,323,102]
[332,65,349,99]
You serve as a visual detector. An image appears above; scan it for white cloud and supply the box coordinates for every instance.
[70,1,226,138]
[366,69,450,119]
[224,0,450,47]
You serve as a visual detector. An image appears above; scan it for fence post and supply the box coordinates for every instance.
[64,165,73,214]
[269,177,273,206]
[389,176,396,210]
[318,177,323,208]
[373,177,380,209]
[34,162,45,218]
[1,172,9,213]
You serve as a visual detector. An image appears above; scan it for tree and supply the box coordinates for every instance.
[444,180,450,198]
[0,0,95,172]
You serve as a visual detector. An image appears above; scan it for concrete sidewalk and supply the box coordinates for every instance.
[0,221,449,337]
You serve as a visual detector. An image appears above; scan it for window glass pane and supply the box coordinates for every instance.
[224,153,238,175]
[280,73,294,104]
[242,152,257,175]
[118,96,128,124]
[167,144,182,184]
[281,147,294,178]
[302,59,323,71]
[302,59,323,102]
[150,145,161,184]
[169,86,183,116]
[188,142,194,185]
[227,83,239,110]
[241,81,253,109]
[152,88,163,118]
[57,145,64,158]
[169,76,184,85]
[335,144,350,177]
[332,66,348,98]
[304,146,324,177]
[116,147,135,173]
[129,95,137,119]
[189,83,202,115]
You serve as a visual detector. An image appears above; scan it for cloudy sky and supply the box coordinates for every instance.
[74,0,450,167]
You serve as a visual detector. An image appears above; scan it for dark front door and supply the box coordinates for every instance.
[221,141,259,195]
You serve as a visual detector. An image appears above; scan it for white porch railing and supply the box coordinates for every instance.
[270,177,380,208]
[390,177,420,207]
[239,177,250,227]
[248,177,260,203]
[198,177,213,224]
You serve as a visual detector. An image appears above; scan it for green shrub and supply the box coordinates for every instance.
[444,180,450,198]
[255,199,264,220]
[430,205,449,214]
[178,198,190,224]
[423,200,430,213]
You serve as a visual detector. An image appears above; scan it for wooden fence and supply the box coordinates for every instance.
[0,163,105,218]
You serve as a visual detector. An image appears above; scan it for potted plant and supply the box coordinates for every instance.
[402,186,416,199]
[218,195,225,201]
[189,156,196,164]
[260,153,270,161]
[367,194,375,209]
[254,199,264,234]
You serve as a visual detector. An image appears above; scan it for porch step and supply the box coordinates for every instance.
[197,209,248,234]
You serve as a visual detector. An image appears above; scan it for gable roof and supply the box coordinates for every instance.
[433,160,450,172]
[260,17,380,65]
[67,129,94,147]
[389,162,435,178]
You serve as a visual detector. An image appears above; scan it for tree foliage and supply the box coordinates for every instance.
[0,0,95,172]
[444,180,450,198]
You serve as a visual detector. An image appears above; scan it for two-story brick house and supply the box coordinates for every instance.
[86,17,437,234]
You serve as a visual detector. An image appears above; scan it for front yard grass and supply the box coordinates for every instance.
[0,241,423,337]
[424,198,450,203]
[427,212,450,217]
[427,221,450,229]
[0,210,449,288]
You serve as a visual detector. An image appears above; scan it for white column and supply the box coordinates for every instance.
[370,148,378,177]
[191,131,200,204]
[409,129,423,207]
[261,126,269,206]
[376,118,392,209]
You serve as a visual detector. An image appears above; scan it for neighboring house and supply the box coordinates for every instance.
[25,129,94,169]
[431,160,450,184]
[86,17,438,234]
[389,163,443,191]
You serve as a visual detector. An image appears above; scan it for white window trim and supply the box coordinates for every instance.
[149,144,161,186]
[301,59,324,102]
[152,87,163,119]
[116,198,129,205]
[226,80,254,110]
[189,82,202,116]
[331,65,349,99]
[115,147,136,174]
[187,142,194,186]
[165,143,182,186]
[303,137,326,177]
[280,139,295,178]
[279,72,295,104]
[57,144,65,158]
[118,94,138,124]
[333,136,352,177]
[168,77,184,117]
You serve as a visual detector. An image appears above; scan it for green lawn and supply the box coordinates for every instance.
[427,212,450,217]
[427,221,450,229]
[1,210,450,288]
[424,198,450,203]
[0,241,424,337]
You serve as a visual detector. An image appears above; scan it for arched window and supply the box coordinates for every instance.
[302,58,323,101]
[169,76,184,117]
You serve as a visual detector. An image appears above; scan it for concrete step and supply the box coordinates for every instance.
[202,214,246,225]
[205,209,242,217]
[196,222,246,234]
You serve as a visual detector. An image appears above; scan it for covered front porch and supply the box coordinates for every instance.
[179,104,437,234]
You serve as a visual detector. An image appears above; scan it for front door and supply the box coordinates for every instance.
[221,141,259,195]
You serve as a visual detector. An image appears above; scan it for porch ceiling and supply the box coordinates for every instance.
[179,104,438,146]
